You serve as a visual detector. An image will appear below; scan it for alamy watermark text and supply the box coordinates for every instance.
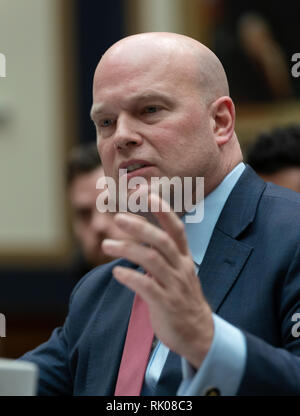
[0,53,6,78]
[291,53,300,78]
[0,313,6,337]
[96,171,204,223]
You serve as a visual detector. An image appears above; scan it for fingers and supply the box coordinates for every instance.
[112,212,180,268]
[112,266,164,303]
[102,193,192,291]
[102,239,174,287]
[148,194,189,256]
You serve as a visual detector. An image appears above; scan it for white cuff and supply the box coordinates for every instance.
[177,314,247,396]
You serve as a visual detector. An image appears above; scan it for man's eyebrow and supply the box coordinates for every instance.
[90,103,104,122]
[90,91,173,121]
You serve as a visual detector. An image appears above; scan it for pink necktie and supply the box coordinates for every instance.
[114,292,154,396]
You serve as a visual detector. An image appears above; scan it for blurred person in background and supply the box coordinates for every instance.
[67,143,129,284]
[247,125,300,193]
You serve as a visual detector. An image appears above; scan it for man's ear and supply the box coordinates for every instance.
[210,96,235,147]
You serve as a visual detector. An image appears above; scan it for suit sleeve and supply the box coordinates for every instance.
[179,242,300,396]
[19,322,73,395]
[17,270,93,396]
[238,243,300,395]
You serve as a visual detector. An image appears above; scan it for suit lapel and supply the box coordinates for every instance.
[199,166,266,312]
[199,230,252,312]
[155,167,266,393]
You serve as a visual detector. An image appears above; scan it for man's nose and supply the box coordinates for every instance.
[113,113,142,151]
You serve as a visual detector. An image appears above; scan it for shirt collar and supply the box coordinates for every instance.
[182,162,245,266]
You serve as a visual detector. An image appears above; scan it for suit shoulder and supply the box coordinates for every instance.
[261,182,300,215]
[68,258,137,315]
[255,182,300,245]
[263,182,300,204]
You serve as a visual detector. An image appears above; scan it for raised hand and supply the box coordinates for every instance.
[102,194,214,369]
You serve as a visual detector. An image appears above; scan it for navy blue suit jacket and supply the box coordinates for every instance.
[21,166,300,395]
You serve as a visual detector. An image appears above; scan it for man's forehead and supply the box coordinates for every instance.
[94,55,170,92]
[91,52,198,118]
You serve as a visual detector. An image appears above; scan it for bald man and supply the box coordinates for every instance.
[20,33,300,396]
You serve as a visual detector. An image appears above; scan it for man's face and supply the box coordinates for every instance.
[92,43,219,209]
[68,166,127,266]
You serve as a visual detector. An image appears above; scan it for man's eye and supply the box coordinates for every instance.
[100,119,113,127]
[144,106,159,113]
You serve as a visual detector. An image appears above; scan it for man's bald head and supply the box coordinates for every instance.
[93,32,229,106]
[92,32,242,198]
